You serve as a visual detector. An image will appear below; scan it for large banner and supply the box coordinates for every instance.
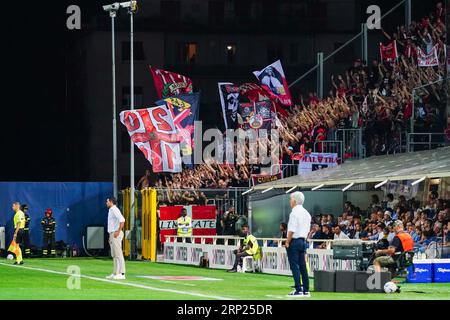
[251,173,282,186]
[218,82,240,129]
[159,205,216,243]
[298,153,338,174]
[238,101,272,131]
[156,92,200,165]
[150,67,193,99]
[253,60,292,106]
[379,41,398,62]
[120,105,182,173]
[239,83,271,103]
[417,45,439,67]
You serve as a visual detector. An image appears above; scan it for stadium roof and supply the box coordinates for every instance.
[254,147,450,189]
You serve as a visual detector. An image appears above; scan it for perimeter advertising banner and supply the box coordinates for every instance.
[159,205,216,243]
[298,153,338,174]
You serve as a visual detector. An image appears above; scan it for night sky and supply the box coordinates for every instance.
[0,1,109,182]
[0,0,438,182]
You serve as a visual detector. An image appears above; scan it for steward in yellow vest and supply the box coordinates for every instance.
[227,224,260,272]
[177,208,192,243]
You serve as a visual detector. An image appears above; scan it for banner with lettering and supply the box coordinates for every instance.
[150,67,193,99]
[253,60,293,106]
[379,41,398,62]
[120,105,182,173]
[218,82,240,129]
[417,45,439,67]
[238,101,272,131]
[159,205,216,243]
[156,92,200,166]
[251,173,282,186]
[298,153,338,175]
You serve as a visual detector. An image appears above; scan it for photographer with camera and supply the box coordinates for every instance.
[222,206,239,236]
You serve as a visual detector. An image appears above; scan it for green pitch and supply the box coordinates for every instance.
[0,258,449,300]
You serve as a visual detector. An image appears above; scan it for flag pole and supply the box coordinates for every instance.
[129,1,137,260]
[111,10,118,200]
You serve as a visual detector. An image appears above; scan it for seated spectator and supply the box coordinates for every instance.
[333,224,350,240]
[268,223,287,247]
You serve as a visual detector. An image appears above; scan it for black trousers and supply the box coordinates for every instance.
[23,230,31,256]
[43,233,55,256]
[232,249,251,270]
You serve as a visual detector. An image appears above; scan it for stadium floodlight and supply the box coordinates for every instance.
[103,3,120,12]
[375,179,389,189]
[242,188,254,196]
[261,187,274,194]
[411,176,426,186]
[311,184,325,191]
[286,186,298,194]
[342,182,354,192]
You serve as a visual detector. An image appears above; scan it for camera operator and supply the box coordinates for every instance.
[372,220,414,272]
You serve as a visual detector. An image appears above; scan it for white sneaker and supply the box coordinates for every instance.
[300,292,311,298]
[106,274,115,279]
[113,274,126,280]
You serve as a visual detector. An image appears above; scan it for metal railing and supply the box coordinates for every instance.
[313,140,344,161]
[289,0,411,95]
[165,235,378,249]
[406,133,450,152]
[334,129,363,160]
[165,235,286,247]
[270,163,299,178]
[155,187,249,217]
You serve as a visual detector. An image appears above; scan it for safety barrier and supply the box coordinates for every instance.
[313,140,343,161]
[120,188,157,261]
[155,187,249,219]
[162,236,377,277]
[406,133,449,153]
[335,129,363,160]
[270,163,298,178]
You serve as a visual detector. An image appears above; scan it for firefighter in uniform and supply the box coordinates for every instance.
[177,208,192,243]
[21,204,31,257]
[373,220,414,272]
[41,208,56,257]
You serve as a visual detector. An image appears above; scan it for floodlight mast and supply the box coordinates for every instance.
[103,0,138,259]
[103,3,119,200]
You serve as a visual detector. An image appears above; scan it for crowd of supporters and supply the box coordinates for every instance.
[141,2,447,191]
[307,192,450,257]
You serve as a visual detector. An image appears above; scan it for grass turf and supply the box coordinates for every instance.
[0,258,449,300]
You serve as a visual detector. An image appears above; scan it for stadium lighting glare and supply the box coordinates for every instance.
[411,176,426,186]
[261,187,274,194]
[286,186,298,194]
[242,188,254,196]
[311,184,325,191]
[375,180,389,189]
[342,182,354,192]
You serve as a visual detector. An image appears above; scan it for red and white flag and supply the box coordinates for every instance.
[379,41,398,62]
[417,45,439,67]
[253,60,293,106]
[150,67,193,99]
[159,205,216,243]
[120,105,182,173]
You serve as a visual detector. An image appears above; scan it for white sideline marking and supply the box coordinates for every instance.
[0,262,231,300]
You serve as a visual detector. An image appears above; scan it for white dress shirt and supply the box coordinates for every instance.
[334,231,350,240]
[108,205,125,233]
[287,205,311,239]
